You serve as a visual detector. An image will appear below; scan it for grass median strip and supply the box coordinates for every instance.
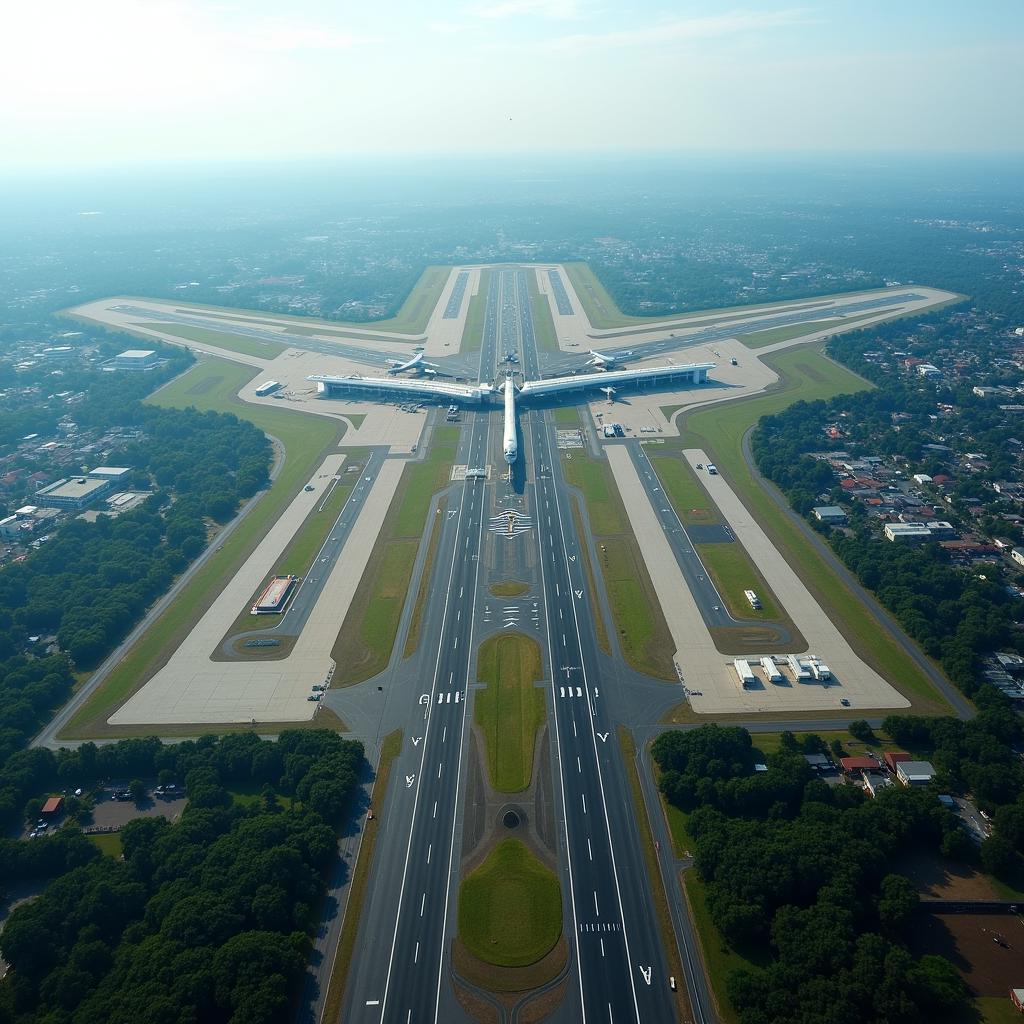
[475,633,545,793]
[460,269,492,353]
[458,839,562,968]
[528,269,559,352]
[403,496,447,657]
[569,499,610,655]
[137,322,287,359]
[321,730,402,1024]
[333,426,460,684]
[62,358,343,736]
[562,453,674,679]
[677,345,952,712]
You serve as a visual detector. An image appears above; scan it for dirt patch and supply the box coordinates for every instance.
[452,935,569,995]
[895,852,1000,901]
[793,361,826,382]
[490,580,531,598]
[518,976,569,1024]
[223,634,298,660]
[452,980,500,1024]
[185,374,224,395]
[911,914,1024,996]
[708,625,789,654]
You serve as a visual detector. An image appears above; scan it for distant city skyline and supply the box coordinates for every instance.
[2,0,1023,169]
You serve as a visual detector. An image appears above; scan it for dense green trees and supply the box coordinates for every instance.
[0,730,363,1024]
[654,726,970,1024]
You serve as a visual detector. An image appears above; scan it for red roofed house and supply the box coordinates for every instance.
[840,756,878,774]
[884,752,911,773]
[41,796,63,816]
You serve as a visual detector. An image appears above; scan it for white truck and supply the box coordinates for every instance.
[810,660,832,682]
[733,659,756,688]
[760,657,783,683]
[787,654,812,681]
[744,589,762,610]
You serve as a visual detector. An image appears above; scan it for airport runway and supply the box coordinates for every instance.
[341,266,503,1024]
[539,290,925,375]
[519,269,678,1023]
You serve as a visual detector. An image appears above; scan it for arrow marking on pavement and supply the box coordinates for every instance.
[639,965,652,985]
[597,732,609,742]
[405,774,416,788]
[412,736,422,746]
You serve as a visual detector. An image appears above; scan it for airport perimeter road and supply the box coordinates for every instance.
[516,268,677,1023]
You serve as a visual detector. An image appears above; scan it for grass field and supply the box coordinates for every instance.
[227,781,295,809]
[648,455,720,525]
[62,358,344,736]
[676,345,953,713]
[139,322,287,359]
[528,270,559,352]
[460,269,491,353]
[738,311,880,349]
[475,633,546,793]
[403,496,447,658]
[552,406,581,427]
[333,426,460,685]
[562,453,674,679]
[489,580,530,598]
[321,730,402,1024]
[458,839,562,968]
[87,832,123,858]
[693,541,784,621]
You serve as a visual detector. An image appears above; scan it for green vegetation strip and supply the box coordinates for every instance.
[738,311,880,349]
[677,345,951,712]
[569,499,610,655]
[137,322,287,359]
[458,839,562,968]
[552,406,581,427]
[403,496,447,658]
[460,269,491,353]
[692,542,783,621]
[333,426,460,684]
[321,730,402,1024]
[562,454,674,679]
[63,358,343,736]
[489,580,530,598]
[618,729,691,1023]
[648,454,719,525]
[528,269,559,352]
[475,633,546,793]
[681,871,751,1024]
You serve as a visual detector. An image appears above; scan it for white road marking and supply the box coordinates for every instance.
[414,942,419,963]
[442,726,447,742]
[420,893,426,916]
[600,938,605,957]
[366,1000,380,1006]
[582,793,587,814]
[588,837,593,860]
[573,719,577,737]
[577,757,582,773]
[427,843,432,864]
[433,801,437,818]
[593,891,600,915]
[437,763,442,778]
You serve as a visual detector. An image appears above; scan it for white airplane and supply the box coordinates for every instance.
[600,386,617,403]
[586,349,632,368]
[385,351,439,375]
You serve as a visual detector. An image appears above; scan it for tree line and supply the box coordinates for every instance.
[0,730,364,1024]
[653,725,969,1024]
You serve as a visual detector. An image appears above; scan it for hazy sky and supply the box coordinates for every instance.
[3,0,1022,169]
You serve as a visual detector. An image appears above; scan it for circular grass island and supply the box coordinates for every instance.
[457,838,562,968]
